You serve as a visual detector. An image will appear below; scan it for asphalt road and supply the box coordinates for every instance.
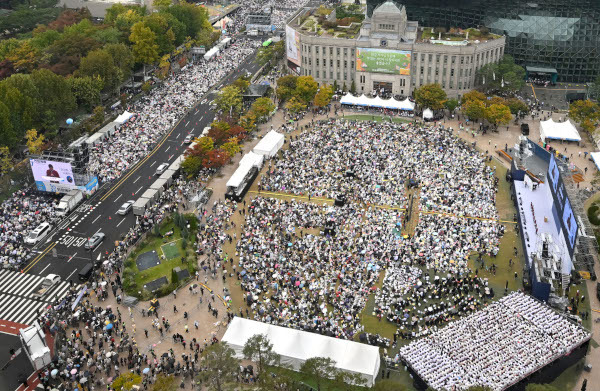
[24,49,262,282]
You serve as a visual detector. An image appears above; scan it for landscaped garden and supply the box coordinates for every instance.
[122,212,199,300]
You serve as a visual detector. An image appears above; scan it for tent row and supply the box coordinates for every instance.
[253,130,284,158]
[222,317,381,387]
[133,154,184,216]
[340,93,415,111]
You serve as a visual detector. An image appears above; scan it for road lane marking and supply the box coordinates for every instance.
[133,175,141,183]
[67,252,78,263]
[91,214,101,224]
[135,186,143,195]
[65,268,77,281]
[116,218,126,227]
[39,264,51,275]
[22,242,56,273]
[165,146,170,153]
[186,121,190,127]
[176,133,180,139]
[115,194,122,202]
[150,161,157,167]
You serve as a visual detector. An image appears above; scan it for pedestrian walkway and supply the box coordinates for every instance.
[0,270,72,326]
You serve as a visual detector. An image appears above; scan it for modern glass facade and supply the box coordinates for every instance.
[367,0,600,82]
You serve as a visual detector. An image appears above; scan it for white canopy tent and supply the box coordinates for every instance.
[239,151,264,168]
[539,119,581,142]
[590,152,600,170]
[227,161,255,188]
[253,130,284,158]
[423,108,434,119]
[115,111,134,124]
[340,93,414,111]
[222,317,381,387]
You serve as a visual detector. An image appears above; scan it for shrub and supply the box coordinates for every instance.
[588,204,600,225]
[171,268,179,284]
[181,238,188,250]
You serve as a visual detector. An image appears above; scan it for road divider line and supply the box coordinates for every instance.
[135,186,143,195]
[133,176,141,184]
[116,218,125,228]
[115,194,122,202]
[91,214,101,224]
[39,263,51,274]
[22,242,56,274]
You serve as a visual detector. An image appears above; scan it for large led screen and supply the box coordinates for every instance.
[30,159,76,193]
[356,48,411,75]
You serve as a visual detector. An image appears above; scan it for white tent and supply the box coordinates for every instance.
[590,152,600,170]
[115,111,133,124]
[253,130,284,158]
[339,93,414,111]
[239,151,264,168]
[423,108,434,119]
[222,317,381,387]
[539,119,581,142]
[227,161,255,188]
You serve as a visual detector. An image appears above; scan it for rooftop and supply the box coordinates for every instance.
[417,27,502,44]
[291,4,365,39]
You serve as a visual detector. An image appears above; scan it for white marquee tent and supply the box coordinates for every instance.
[226,161,255,189]
[239,151,264,168]
[340,93,414,111]
[222,317,381,387]
[422,108,434,120]
[115,111,134,124]
[253,130,285,158]
[539,119,581,142]
[590,152,600,170]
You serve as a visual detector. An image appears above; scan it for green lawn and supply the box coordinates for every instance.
[122,215,198,299]
[341,114,412,124]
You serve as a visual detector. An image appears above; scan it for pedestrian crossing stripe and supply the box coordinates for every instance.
[0,269,72,326]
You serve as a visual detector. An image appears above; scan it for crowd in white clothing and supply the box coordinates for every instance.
[399,292,590,391]
[88,39,260,184]
[0,190,60,270]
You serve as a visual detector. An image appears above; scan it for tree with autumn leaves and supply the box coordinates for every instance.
[569,99,600,134]
[460,89,514,128]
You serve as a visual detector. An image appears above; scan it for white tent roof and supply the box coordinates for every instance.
[239,151,264,168]
[253,130,285,158]
[227,161,255,188]
[539,119,581,142]
[339,93,414,111]
[590,152,600,170]
[423,108,434,119]
[222,317,380,387]
[115,111,133,124]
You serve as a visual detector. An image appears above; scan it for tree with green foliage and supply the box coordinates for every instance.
[221,138,241,157]
[350,79,356,94]
[197,343,239,391]
[129,22,159,75]
[295,75,319,104]
[171,268,179,284]
[0,146,13,176]
[313,84,334,108]
[414,83,447,110]
[153,224,161,237]
[92,106,105,125]
[506,97,529,115]
[300,357,336,391]
[250,97,276,122]
[152,0,172,11]
[25,129,45,155]
[276,75,298,102]
[78,48,122,93]
[256,40,285,68]
[445,97,459,112]
[195,28,220,49]
[214,86,242,117]
[151,374,177,391]
[163,2,211,39]
[104,43,134,81]
[68,76,102,110]
[477,55,525,95]
[143,13,176,55]
[569,99,600,134]
[242,334,279,378]
[485,103,512,128]
[463,99,487,120]
[461,89,487,105]
[111,373,142,391]
[285,97,306,114]
[232,77,250,93]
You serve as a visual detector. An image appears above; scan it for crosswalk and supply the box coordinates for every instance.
[0,269,72,326]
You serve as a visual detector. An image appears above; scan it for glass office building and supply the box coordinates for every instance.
[367,0,600,82]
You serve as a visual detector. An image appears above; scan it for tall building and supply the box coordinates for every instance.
[367,0,600,83]
[286,1,505,97]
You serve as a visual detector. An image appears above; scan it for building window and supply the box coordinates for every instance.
[436,54,441,63]
[381,39,387,47]
[458,81,462,89]
[428,54,432,62]
[344,73,347,80]
[443,56,447,64]
[315,46,319,54]
[450,69,454,77]
[344,48,347,55]
[378,23,394,30]
[420,66,424,74]
[316,70,320,78]
[337,48,340,55]
[330,59,333,67]
[452,56,456,64]
[344,60,347,68]
[308,58,311,66]
[351,61,354,69]
[337,60,340,67]
[330,71,333,79]
[330,47,333,55]
[461,57,464,64]
[360,75,365,83]
[316,59,319,66]
[337,72,340,79]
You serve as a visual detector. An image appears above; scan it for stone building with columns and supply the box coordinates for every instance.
[285,1,506,97]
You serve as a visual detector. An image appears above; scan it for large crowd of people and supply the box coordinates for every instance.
[88,39,260,184]
[398,292,590,391]
[0,190,60,270]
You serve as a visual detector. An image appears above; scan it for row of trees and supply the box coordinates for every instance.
[0,1,218,152]
[276,74,334,113]
[413,83,529,128]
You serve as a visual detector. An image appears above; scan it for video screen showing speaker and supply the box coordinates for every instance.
[30,159,77,193]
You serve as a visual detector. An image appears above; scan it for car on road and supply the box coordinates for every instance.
[85,232,105,250]
[32,274,61,298]
[184,134,194,144]
[117,200,135,215]
[155,163,169,176]
[24,222,52,245]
